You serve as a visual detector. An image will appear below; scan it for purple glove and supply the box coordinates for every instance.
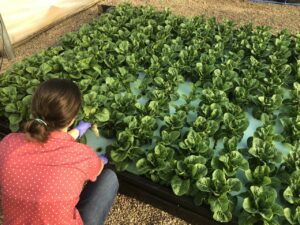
[99,155,108,165]
[75,121,91,138]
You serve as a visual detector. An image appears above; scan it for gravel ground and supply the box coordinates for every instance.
[105,194,190,225]
[1,0,300,224]
[102,0,300,34]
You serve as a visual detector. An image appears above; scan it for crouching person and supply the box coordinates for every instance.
[0,78,118,225]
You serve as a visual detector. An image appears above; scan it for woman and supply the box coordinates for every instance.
[0,78,119,225]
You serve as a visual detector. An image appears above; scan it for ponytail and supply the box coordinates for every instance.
[24,119,50,142]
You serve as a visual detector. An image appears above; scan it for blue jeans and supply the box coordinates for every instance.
[76,169,119,225]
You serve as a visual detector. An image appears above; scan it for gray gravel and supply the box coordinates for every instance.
[105,194,189,225]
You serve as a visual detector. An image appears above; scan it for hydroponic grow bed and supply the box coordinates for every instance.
[0,4,300,225]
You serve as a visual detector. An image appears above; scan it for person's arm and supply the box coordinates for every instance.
[68,121,91,140]
[96,168,102,177]
[87,154,104,182]
[68,128,80,140]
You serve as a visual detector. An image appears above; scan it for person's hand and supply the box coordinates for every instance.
[75,121,91,138]
[99,154,108,165]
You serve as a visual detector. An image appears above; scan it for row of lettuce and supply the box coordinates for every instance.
[0,4,299,224]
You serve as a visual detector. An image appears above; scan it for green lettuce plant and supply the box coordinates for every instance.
[239,186,283,225]
[135,143,176,184]
[196,169,241,222]
[283,142,300,173]
[284,206,300,225]
[212,150,249,177]
[246,121,283,172]
[179,129,212,157]
[245,164,272,187]
[283,170,300,205]
[107,129,144,171]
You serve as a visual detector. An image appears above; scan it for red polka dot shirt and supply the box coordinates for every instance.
[0,131,103,225]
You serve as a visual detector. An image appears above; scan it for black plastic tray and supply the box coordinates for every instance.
[112,167,238,225]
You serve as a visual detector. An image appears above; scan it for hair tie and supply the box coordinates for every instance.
[34,118,47,126]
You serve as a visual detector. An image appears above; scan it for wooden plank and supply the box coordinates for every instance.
[0,14,15,59]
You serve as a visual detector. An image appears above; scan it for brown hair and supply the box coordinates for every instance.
[23,78,82,142]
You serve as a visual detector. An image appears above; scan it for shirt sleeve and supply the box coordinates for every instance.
[82,146,104,182]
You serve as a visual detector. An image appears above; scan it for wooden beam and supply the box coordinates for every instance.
[0,13,15,59]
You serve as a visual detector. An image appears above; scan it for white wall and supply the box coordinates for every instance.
[0,0,99,45]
